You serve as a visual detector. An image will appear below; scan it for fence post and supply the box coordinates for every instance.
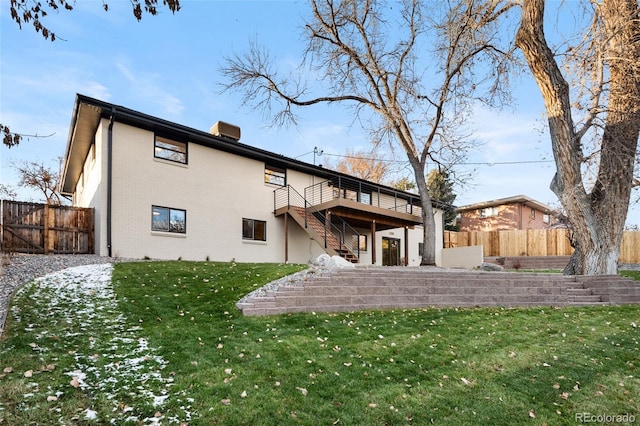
[43,204,50,255]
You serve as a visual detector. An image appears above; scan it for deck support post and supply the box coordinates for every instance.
[371,220,376,265]
[284,212,289,263]
[404,226,409,266]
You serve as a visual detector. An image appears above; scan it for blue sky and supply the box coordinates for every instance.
[1,1,638,227]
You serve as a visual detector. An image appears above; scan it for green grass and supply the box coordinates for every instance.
[1,261,639,425]
[620,270,640,281]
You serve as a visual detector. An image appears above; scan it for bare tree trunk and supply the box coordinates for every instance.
[413,166,436,265]
[517,0,640,275]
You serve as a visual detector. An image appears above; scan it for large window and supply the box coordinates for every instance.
[154,136,187,164]
[264,164,286,186]
[243,218,266,241]
[152,206,186,233]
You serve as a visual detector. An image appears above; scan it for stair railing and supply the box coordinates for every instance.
[274,185,360,260]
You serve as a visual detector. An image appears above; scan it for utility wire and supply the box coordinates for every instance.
[307,151,554,166]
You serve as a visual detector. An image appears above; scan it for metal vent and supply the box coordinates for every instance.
[210,121,241,141]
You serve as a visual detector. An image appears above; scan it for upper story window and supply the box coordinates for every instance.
[155,136,187,164]
[530,209,536,219]
[359,192,372,205]
[339,189,371,205]
[152,206,186,234]
[479,207,498,218]
[265,164,286,186]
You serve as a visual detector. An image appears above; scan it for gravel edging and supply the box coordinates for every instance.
[0,254,136,336]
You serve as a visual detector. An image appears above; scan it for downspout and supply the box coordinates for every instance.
[107,108,115,257]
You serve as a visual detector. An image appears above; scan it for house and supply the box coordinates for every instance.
[456,195,561,232]
[59,94,445,266]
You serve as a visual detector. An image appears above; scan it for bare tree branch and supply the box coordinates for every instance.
[220,0,517,265]
[12,159,64,205]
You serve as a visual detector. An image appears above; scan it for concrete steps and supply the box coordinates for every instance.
[238,268,640,316]
[485,256,571,270]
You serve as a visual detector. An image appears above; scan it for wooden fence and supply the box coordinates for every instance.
[1,200,94,254]
[445,229,640,264]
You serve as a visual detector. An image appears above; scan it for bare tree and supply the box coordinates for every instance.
[328,149,391,183]
[516,0,640,275]
[389,176,416,192]
[0,183,18,200]
[13,159,64,205]
[222,0,515,265]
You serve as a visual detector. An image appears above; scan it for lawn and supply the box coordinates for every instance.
[0,261,638,425]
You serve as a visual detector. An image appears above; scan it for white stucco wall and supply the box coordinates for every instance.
[71,119,444,264]
[104,123,290,262]
[73,120,109,256]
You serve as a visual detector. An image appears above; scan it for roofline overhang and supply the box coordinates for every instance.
[60,94,449,211]
[456,195,555,214]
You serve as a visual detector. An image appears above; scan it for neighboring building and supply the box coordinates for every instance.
[59,94,445,266]
[456,195,560,232]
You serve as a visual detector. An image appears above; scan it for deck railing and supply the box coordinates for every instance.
[274,185,360,260]
[303,176,423,217]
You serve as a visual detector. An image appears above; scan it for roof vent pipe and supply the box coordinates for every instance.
[210,121,241,142]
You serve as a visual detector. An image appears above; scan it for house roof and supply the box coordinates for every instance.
[456,195,556,214]
[60,94,446,210]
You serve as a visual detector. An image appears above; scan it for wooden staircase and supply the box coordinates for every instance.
[287,206,358,263]
[237,268,640,316]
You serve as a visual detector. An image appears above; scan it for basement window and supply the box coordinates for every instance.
[152,206,186,233]
[154,136,187,164]
[243,218,267,241]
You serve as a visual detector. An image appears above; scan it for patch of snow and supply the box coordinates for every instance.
[13,263,194,424]
[84,409,98,420]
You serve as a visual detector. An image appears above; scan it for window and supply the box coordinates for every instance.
[359,192,371,205]
[152,206,186,233]
[543,214,550,224]
[338,189,371,204]
[264,164,286,186]
[357,234,368,251]
[479,207,497,218]
[243,218,266,241]
[531,209,536,219]
[154,136,187,164]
